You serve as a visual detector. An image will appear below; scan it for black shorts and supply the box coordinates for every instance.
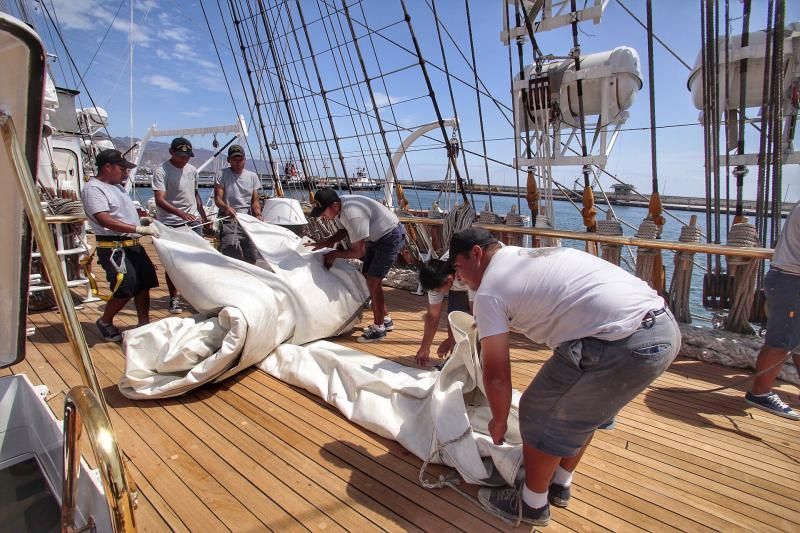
[97,245,159,299]
[362,225,405,279]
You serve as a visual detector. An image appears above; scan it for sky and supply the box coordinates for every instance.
[10,0,800,202]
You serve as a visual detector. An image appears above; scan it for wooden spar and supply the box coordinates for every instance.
[396,215,774,259]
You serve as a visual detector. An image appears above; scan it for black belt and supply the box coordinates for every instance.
[640,308,666,329]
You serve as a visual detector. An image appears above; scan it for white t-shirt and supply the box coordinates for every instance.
[427,251,475,305]
[81,178,140,237]
[214,168,261,213]
[473,246,664,348]
[771,201,800,275]
[152,161,199,225]
[335,195,399,242]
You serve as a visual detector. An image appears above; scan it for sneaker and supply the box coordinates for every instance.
[477,485,550,526]
[363,317,394,334]
[169,297,183,314]
[358,324,386,343]
[95,319,122,342]
[745,392,800,421]
[548,483,571,508]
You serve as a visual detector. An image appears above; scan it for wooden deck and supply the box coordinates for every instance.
[8,237,800,532]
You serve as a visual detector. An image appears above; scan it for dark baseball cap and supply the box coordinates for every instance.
[309,188,340,217]
[449,227,498,258]
[95,149,136,169]
[228,144,245,158]
[170,137,194,157]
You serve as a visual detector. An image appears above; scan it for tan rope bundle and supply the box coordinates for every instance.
[668,217,703,323]
[724,222,759,334]
[596,216,623,265]
[634,218,664,292]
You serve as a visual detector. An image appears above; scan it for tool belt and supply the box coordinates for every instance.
[94,237,140,249]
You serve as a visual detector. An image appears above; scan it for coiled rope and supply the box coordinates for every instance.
[724,222,760,334]
[668,217,703,323]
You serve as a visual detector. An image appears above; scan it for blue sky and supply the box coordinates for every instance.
[21,0,800,201]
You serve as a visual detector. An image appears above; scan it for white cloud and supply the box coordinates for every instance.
[180,106,210,118]
[373,91,402,108]
[161,25,192,43]
[144,75,188,93]
[174,43,193,55]
[155,49,170,60]
[135,0,158,12]
[47,0,113,30]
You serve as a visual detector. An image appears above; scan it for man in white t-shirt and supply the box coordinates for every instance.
[415,252,474,367]
[745,200,800,420]
[214,144,262,264]
[307,188,404,343]
[448,228,680,526]
[152,137,207,313]
[81,149,160,342]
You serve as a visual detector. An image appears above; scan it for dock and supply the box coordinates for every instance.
[11,237,800,531]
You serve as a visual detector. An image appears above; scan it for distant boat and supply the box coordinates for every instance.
[347,167,380,191]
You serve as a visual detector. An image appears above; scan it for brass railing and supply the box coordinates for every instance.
[1,113,138,532]
[62,386,137,533]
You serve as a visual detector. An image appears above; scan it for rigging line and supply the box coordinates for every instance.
[199,0,268,170]
[265,1,329,180]
[38,0,111,139]
[325,0,391,192]
[255,0,315,188]
[465,0,494,211]
[216,0,271,166]
[315,0,382,190]
[713,0,722,251]
[228,0,287,181]
[734,0,751,219]
[569,0,592,192]
[615,0,692,71]
[645,0,659,194]
[503,2,517,214]
[430,0,475,207]
[245,17,406,64]
[724,0,731,232]
[769,0,785,247]
[295,0,352,192]
[398,0,469,205]
[317,0,515,121]
[279,1,341,182]
[515,0,530,212]
[341,0,399,199]
[80,0,126,78]
[356,1,421,207]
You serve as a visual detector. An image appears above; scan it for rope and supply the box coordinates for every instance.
[47,198,85,217]
[724,222,759,334]
[634,219,663,291]
[668,220,703,323]
[597,216,623,265]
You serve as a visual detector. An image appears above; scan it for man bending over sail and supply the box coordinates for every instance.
[415,253,474,367]
[307,188,405,343]
[448,227,680,526]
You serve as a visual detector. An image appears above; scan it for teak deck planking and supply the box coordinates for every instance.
[11,236,800,532]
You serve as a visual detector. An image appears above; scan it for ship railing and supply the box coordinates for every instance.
[62,386,138,533]
[1,112,138,532]
[397,215,774,260]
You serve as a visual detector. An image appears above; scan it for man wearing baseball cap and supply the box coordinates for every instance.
[306,188,404,343]
[152,137,207,313]
[81,149,160,342]
[448,227,679,526]
[213,144,262,264]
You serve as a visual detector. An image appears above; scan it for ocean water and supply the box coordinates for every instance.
[131,185,764,326]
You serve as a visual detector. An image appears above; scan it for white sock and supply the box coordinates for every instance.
[552,465,573,487]
[521,484,548,509]
[383,315,391,322]
[371,324,385,331]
